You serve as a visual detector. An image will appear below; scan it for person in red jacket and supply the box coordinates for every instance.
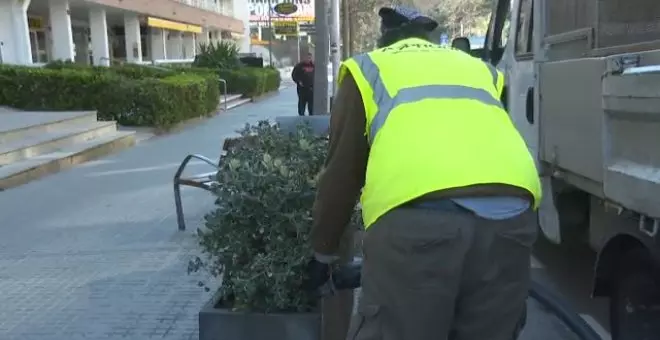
[291,52,315,116]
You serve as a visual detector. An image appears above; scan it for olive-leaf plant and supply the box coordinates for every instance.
[189,121,330,313]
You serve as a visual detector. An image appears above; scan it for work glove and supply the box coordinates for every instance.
[302,253,339,292]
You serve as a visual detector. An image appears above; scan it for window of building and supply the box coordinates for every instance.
[29,31,48,63]
[514,0,534,56]
[28,16,49,63]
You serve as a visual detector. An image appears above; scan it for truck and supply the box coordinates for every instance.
[456,0,660,339]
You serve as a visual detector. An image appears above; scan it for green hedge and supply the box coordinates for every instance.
[172,65,281,98]
[0,64,218,129]
[44,60,176,79]
[0,62,279,129]
[48,61,280,98]
[217,67,281,97]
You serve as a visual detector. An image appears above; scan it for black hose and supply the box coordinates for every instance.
[330,260,602,340]
[528,280,603,340]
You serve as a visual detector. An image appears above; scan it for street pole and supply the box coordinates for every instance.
[316,1,355,338]
[341,0,350,60]
[348,3,355,55]
[296,22,301,63]
[313,0,329,115]
[267,0,273,66]
[329,0,341,95]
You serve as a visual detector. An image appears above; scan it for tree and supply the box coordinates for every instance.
[421,0,491,37]
[344,0,491,53]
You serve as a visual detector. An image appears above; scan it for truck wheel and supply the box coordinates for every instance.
[609,249,660,340]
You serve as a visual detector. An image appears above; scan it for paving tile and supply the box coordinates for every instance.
[0,88,299,340]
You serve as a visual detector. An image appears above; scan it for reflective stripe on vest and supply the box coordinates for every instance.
[353,53,502,144]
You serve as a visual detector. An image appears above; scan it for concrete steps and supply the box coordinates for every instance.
[220,94,251,111]
[0,110,135,190]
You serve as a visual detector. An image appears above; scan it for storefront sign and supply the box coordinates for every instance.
[28,16,44,30]
[273,2,298,15]
[146,17,202,34]
[273,20,298,36]
[249,0,314,22]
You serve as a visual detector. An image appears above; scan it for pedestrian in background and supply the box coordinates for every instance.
[291,52,315,116]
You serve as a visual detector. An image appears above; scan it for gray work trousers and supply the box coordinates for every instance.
[347,204,537,340]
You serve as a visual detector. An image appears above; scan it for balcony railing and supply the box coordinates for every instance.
[173,0,233,16]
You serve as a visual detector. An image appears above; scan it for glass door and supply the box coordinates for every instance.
[29,30,48,63]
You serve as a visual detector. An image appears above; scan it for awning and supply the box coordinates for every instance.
[146,17,202,34]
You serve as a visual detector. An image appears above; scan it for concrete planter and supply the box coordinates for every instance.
[198,298,321,340]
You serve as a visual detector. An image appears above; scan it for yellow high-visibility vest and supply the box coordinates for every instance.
[338,38,542,229]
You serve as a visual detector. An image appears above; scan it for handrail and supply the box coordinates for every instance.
[98,56,112,66]
[218,78,228,111]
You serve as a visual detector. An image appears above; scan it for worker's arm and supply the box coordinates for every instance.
[311,73,369,262]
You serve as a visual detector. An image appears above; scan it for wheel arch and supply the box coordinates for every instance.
[592,234,648,297]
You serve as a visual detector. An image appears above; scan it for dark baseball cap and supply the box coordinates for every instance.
[378,5,439,32]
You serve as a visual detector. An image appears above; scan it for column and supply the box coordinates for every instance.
[149,28,166,60]
[0,0,32,64]
[89,7,109,66]
[177,32,184,59]
[17,0,33,64]
[211,30,220,45]
[166,30,178,59]
[232,0,250,52]
[182,33,196,59]
[198,29,211,49]
[0,0,32,65]
[48,0,75,61]
[123,13,142,63]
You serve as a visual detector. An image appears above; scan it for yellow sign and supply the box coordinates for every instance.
[28,16,44,30]
[146,17,202,34]
[273,2,298,15]
[273,21,298,36]
[251,39,269,45]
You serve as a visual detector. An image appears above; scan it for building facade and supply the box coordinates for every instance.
[0,0,250,65]
[247,0,314,66]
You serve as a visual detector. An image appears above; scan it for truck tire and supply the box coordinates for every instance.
[609,249,660,340]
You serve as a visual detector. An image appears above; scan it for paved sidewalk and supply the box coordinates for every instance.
[0,88,299,340]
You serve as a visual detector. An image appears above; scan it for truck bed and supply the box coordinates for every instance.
[539,48,660,218]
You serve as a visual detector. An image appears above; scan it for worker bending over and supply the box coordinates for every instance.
[306,5,542,340]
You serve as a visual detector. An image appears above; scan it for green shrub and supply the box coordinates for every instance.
[193,41,241,70]
[43,59,95,71]
[126,74,210,127]
[110,63,175,79]
[0,65,130,116]
[0,65,219,129]
[45,60,176,79]
[190,121,329,313]
[170,67,222,114]
[218,67,281,97]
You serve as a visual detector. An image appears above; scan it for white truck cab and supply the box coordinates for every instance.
[456,0,660,338]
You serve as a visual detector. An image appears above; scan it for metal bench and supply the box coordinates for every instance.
[173,115,330,231]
